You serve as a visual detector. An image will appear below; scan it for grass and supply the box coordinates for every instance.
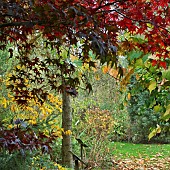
[110,142,170,159]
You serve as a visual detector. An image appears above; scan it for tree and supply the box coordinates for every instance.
[0,0,169,167]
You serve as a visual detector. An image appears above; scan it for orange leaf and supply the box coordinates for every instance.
[102,65,109,74]
[109,69,118,78]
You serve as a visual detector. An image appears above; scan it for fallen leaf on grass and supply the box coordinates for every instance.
[111,157,170,170]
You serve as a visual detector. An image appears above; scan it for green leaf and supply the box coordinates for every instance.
[89,50,96,60]
[73,60,83,67]
[149,125,161,140]
[153,105,162,112]
[128,50,143,61]
[142,54,150,63]
[162,68,170,80]
[149,129,156,140]
[135,58,144,67]
[148,81,156,93]
[162,104,170,121]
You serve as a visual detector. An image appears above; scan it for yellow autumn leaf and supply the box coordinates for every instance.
[157,125,161,134]
[57,101,62,105]
[48,93,53,99]
[148,81,157,93]
[136,74,140,80]
[95,74,100,80]
[70,54,78,61]
[153,105,162,112]
[147,23,154,29]
[2,98,7,108]
[29,119,37,125]
[127,93,131,100]
[57,164,67,170]
[162,104,170,121]
[7,93,13,98]
[65,130,72,135]
[11,104,16,112]
[53,130,62,138]
[24,78,29,83]
[7,124,13,129]
[45,107,53,114]
[16,65,21,70]
[120,69,134,87]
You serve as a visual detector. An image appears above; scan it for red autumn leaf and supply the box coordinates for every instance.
[152,60,158,67]
[159,61,167,69]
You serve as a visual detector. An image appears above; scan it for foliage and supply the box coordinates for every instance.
[0,45,67,169]
[72,107,114,169]
[72,73,126,167]
[0,149,66,170]
[0,101,65,170]
[72,68,130,140]
[126,64,170,143]
[0,0,170,168]
[0,150,31,170]
[0,0,169,105]
[0,98,65,170]
[0,44,14,122]
[0,121,59,153]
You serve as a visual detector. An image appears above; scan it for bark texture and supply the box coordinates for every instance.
[61,89,73,168]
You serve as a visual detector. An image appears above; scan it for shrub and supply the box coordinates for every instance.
[72,107,115,169]
[127,74,170,143]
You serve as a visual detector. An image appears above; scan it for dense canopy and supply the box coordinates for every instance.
[0,0,169,104]
[1,0,169,55]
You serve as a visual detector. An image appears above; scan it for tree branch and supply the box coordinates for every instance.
[0,21,43,28]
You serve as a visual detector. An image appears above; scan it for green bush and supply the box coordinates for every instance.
[0,150,31,170]
[127,74,170,143]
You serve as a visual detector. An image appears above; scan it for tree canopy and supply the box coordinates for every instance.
[0,0,169,104]
[1,0,169,58]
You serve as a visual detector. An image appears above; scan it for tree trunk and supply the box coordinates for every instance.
[61,89,73,168]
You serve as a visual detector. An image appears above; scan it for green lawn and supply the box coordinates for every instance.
[110,142,170,159]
